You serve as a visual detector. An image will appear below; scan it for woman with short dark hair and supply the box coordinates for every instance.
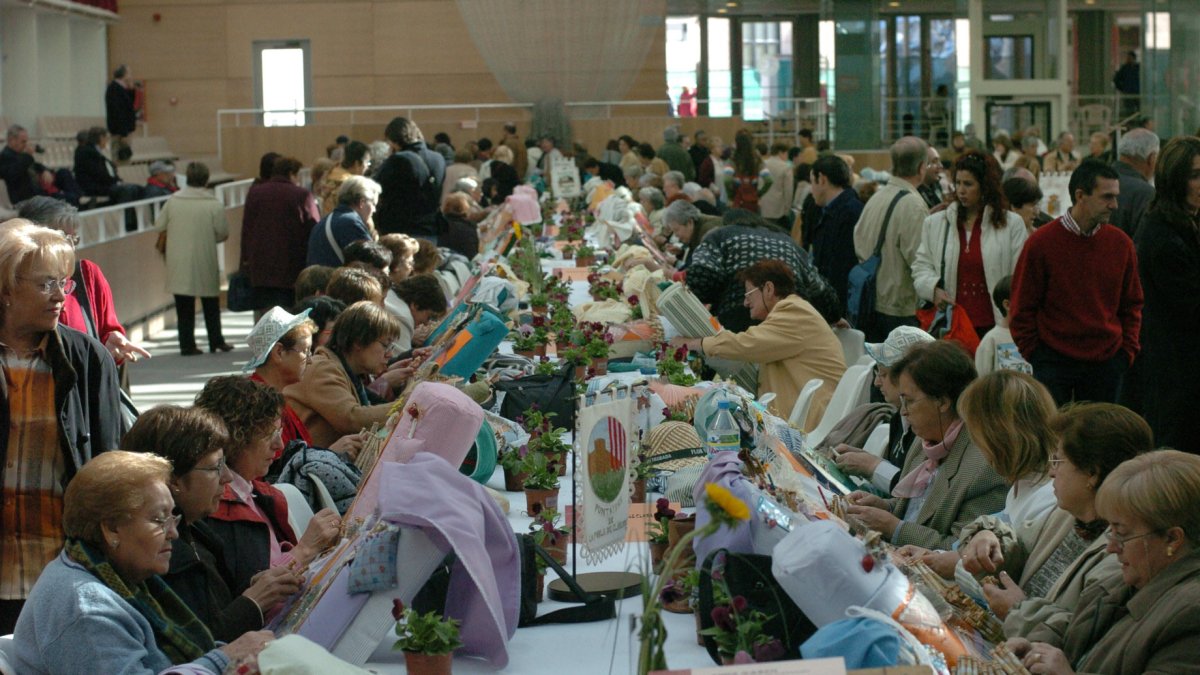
[672,259,846,427]
[240,155,320,319]
[385,273,448,351]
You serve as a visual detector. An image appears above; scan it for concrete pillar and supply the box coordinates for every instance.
[830,0,881,150]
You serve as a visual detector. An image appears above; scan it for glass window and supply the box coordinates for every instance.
[666,16,700,117]
[708,17,732,117]
[741,21,793,121]
[986,35,1033,79]
[254,40,310,127]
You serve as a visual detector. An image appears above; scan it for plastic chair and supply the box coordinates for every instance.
[862,422,892,458]
[787,378,825,430]
[308,473,339,513]
[856,353,876,367]
[276,483,315,536]
[806,364,875,447]
[834,327,866,366]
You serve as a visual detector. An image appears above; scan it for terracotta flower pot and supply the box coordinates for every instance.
[649,540,668,572]
[531,304,548,317]
[576,255,596,267]
[591,357,608,375]
[543,532,569,565]
[403,651,453,675]
[574,364,587,381]
[667,513,697,570]
[503,467,528,492]
[534,343,547,357]
[630,479,646,503]
[524,487,559,514]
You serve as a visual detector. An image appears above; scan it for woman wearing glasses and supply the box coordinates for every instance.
[1007,449,1200,674]
[0,220,123,634]
[671,259,846,429]
[195,376,341,596]
[123,405,302,641]
[284,300,415,448]
[845,340,1008,550]
[912,150,1028,339]
[12,451,271,674]
[956,403,1152,641]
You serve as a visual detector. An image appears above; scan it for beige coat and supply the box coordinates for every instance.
[701,295,846,430]
[155,187,228,297]
[1059,550,1200,674]
[885,429,1009,550]
[852,178,930,317]
[283,346,392,448]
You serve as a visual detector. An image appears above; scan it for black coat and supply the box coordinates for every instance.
[105,80,137,136]
[1112,161,1155,238]
[204,485,296,595]
[811,188,865,313]
[0,146,39,204]
[375,142,446,238]
[0,325,122,490]
[163,520,263,642]
[1133,208,1200,454]
[73,144,120,196]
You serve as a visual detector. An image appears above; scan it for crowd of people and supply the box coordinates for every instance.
[1,104,1199,675]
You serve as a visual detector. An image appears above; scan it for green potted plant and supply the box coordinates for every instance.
[498,444,529,492]
[520,449,560,514]
[656,342,698,386]
[559,345,589,380]
[392,606,463,675]
[561,243,577,260]
[585,333,612,375]
[528,504,571,565]
[630,449,657,503]
[528,289,549,316]
[697,596,784,665]
[510,324,541,358]
[574,243,596,267]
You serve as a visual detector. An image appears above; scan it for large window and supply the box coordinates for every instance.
[253,40,311,127]
[741,21,792,121]
[666,17,700,116]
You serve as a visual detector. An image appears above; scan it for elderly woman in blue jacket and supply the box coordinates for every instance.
[13,451,271,674]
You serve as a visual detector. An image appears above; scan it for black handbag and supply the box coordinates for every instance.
[516,533,614,627]
[697,549,817,664]
[226,270,256,312]
[494,361,577,431]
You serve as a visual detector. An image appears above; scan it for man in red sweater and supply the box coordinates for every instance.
[1009,160,1143,404]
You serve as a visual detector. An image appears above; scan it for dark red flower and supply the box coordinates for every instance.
[407,404,420,419]
[861,554,875,573]
[730,595,749,614]
[711,605,734,631]
[753,639,786,662]
[660,580,684,604]
[391,598,405,621]
[656,497,670,511]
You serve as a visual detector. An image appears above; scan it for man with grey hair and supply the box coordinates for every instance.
[662,170,686,200]
[307,175,383,266]
[0,124,39,204]
[639,186,667,234]
[1042,131,1079,173]
[1111,127,1159,237]
[656,126,695,182]
[852,135,931,341]
[144,160,178,199]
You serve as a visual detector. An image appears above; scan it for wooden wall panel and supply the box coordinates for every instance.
[110,6,227,80]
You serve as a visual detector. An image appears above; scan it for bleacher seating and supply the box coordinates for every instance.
[129,136,178,164]
[37,116,104,140]
[33,140,77,170]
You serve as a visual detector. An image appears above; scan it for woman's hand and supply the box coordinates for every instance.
[243,566,302,612]
[921,549,961,579]
[845,504,900,539]
[219,630,274,663]
[895,544,930,562]
[292,508,341,566]
[846,490,888,510]
[105,332,151,363]
[933,287,953,309]
[380,358,418,391]
[983,571,1027,619]
[1022,643,1075,675]
[834,444,882,478]
[961,530,1005,574]
[329,432,367,462]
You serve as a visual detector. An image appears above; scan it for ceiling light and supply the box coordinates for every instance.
[717,7,727,13]
[726,1,738,6]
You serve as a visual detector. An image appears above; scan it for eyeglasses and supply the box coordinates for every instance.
[898,394,929,412]
[147,513,182,535]
[378,340,400,358]
[1106,529,1161,552]
[743,287,762,300]
[193,457,227,476]
[20,276,75,296]
[1048,456,1067,470]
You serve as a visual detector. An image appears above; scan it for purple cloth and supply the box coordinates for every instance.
[295,565,369,649]
[379,455,520,668]
[692,451,755,568]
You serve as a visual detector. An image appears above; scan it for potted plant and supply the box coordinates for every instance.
[628,293,644,320]
[498,444,529,492]
[561,243,577,260]
[698,596,785,665]
[392,606,463,675]
[529,504,571,565]
[528,290,549,316]
[521,450,560,514]
[630,449,657,503]
[656,342,698,386]
[559,345,589,380]
[574,243,596,267]
[533,356,558,376]
[511,325,541,359]
[585,332,612,375]
[646,497,675,572]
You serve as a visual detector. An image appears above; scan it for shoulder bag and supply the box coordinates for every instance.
[845,191,907,333]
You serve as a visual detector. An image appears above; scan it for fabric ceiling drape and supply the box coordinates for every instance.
[454,0,665,110]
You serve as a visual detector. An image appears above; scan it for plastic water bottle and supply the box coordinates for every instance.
[705,400,741,457]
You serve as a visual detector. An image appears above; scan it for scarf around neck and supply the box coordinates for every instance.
[65,538,214,664]
[892,419,964,499]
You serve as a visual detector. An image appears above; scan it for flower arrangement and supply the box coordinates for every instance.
[534,356,558,376]
[587,275,622,301]
[559,345,589,367]
[638,484,751,674]
[556,214,586,242]
[656,342,698,386]
[646,498,675,545]
[392,605,463,656]
[662,406,692,423]
[699,596,785,664]
[519,447,560,490]
[561,243,577,259]
[511,324,548,353]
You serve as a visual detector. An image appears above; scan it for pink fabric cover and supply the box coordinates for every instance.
[506,186,542,225]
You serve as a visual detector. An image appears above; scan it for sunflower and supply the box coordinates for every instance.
[705,483,750,523]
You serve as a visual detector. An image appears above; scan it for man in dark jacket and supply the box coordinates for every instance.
[809,154,864,313]
[0,125,40,204]
[105,65,138,159]
[1111,128,1158,238]
[374,117,445,241]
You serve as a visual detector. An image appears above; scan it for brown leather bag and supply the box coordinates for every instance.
[155,230,167,255]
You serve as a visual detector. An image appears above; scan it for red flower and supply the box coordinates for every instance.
[753,639,786,662]
[406,404,420,419]
[391,598,405,622]
[861,554,875,573]
[711,605,734,631]
[628,294,640,305]
[730,595,749,614]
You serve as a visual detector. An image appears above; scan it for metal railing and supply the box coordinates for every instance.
[881,96,955,147]
[215,98,832,158]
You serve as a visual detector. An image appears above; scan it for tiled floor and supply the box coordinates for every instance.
[127,309,256,412]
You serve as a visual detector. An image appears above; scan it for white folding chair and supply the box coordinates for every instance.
[276,482,314,536]
[862,422,892,458]
[307,473,339,513]
[0,634,15,675]
[806,364,875,447]
[787,378,825,430]
[833,327,865,367]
